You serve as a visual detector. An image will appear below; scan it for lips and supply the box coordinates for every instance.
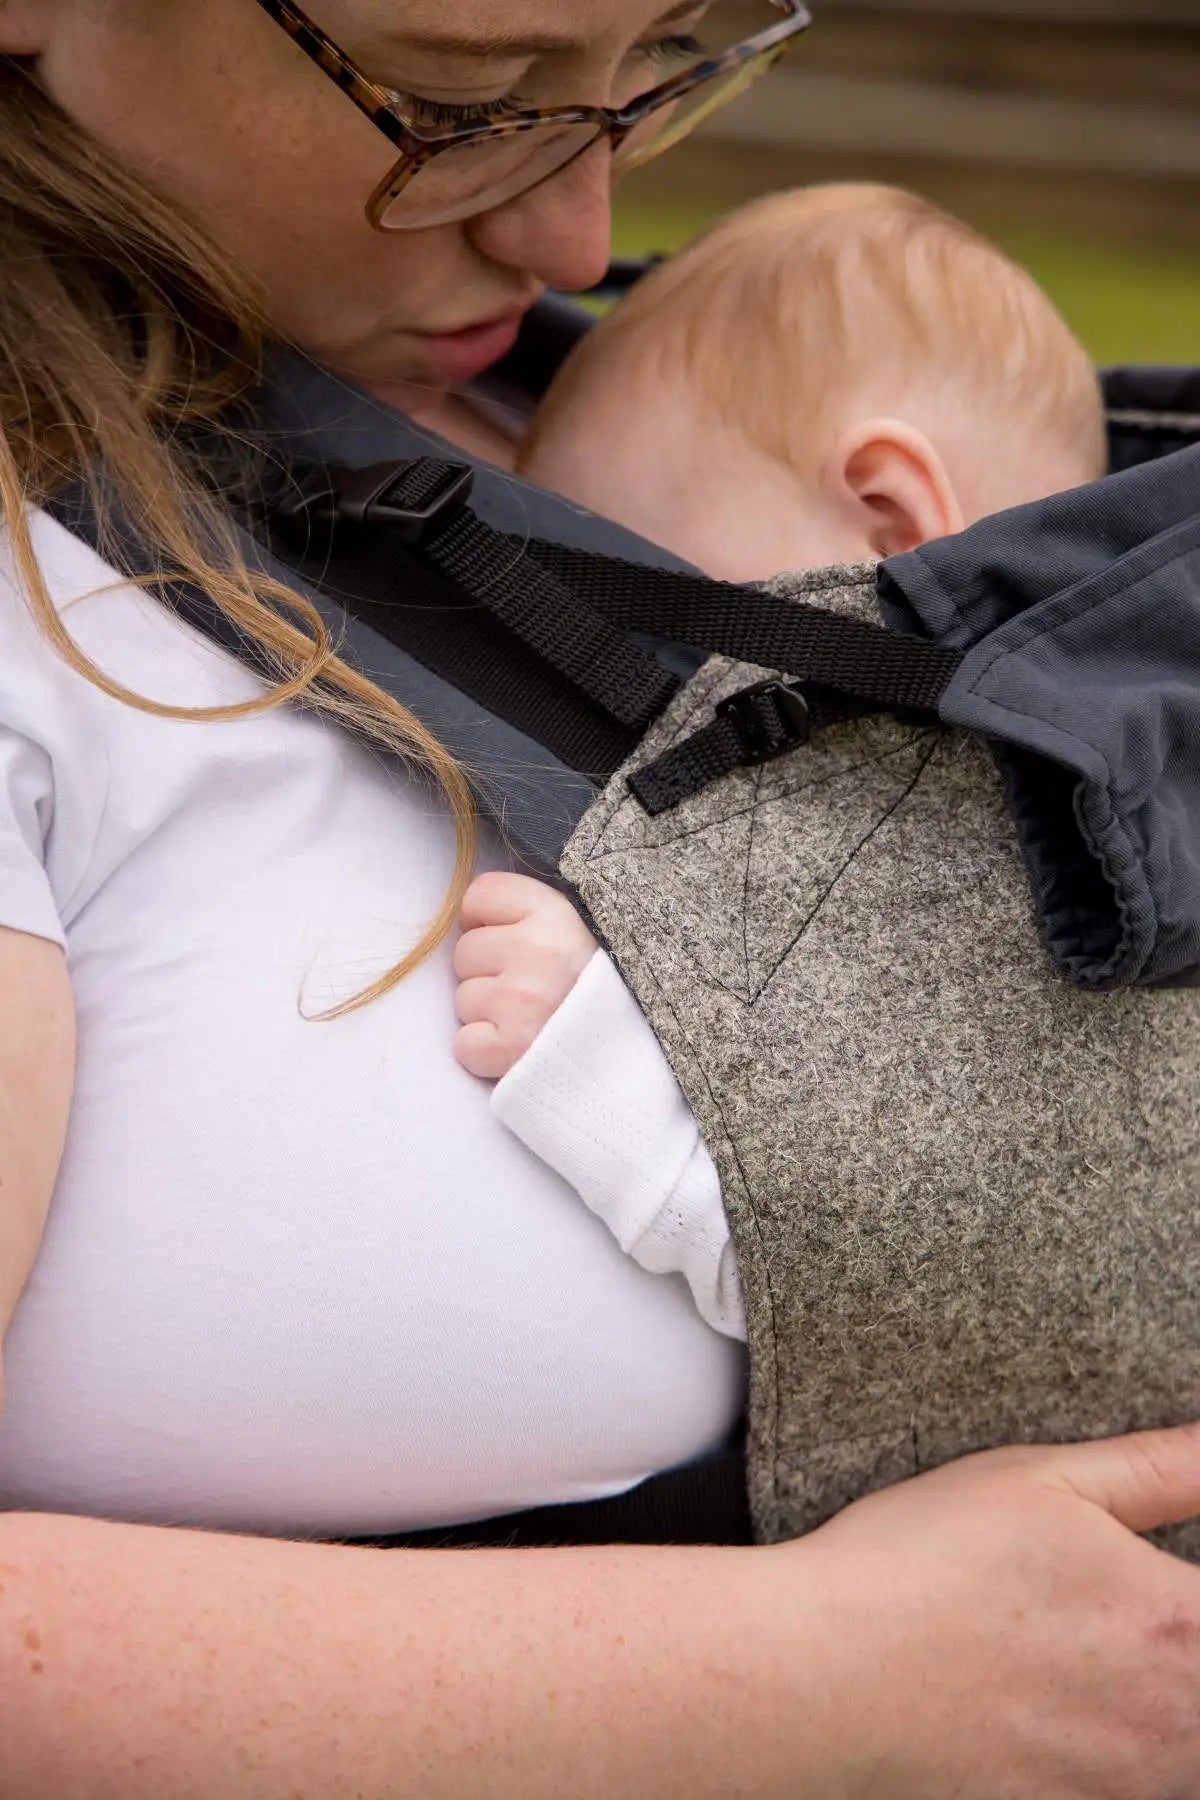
[411,311,529,385]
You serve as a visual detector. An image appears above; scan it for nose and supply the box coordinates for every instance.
[467,143,616,295]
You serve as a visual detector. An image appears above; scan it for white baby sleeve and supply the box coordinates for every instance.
[491,950,747,1342]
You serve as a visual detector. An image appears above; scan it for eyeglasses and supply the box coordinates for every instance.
[253,0,812,232]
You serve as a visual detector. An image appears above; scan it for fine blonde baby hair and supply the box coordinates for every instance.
[523,183,1107,488]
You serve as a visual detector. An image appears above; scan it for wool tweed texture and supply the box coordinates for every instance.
[560,562,1200,1550]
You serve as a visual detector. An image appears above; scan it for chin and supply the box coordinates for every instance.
[322,353,447,417]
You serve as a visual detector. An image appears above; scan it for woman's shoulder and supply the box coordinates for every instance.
[0,506,104,653]
[0,506,156,691]
[0,509,120,742]
[0,507,265,725]
[0,507,335,953]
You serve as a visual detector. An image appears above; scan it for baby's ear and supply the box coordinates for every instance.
[829,420,965,557]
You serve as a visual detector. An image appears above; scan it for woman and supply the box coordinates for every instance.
[1,2,1200,1793]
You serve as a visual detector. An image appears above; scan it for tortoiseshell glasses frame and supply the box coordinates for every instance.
[252,0,813,231]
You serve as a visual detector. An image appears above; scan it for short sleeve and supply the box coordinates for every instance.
[0,720,66,949]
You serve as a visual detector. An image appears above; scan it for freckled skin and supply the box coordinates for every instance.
[28,0,668,423]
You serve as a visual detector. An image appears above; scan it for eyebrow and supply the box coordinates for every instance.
[377,1,706,60]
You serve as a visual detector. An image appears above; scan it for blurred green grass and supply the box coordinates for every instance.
[612,193,1200,368]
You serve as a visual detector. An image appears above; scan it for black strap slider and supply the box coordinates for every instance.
[336,459,475,539]
[716,680,810,765]
[630,680,817,816]
[283,459,475,542]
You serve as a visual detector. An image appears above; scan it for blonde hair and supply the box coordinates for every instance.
[0,60,475,1016]
[526,183,1107,486]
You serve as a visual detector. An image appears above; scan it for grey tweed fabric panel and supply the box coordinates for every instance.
[561,563,1200,1550]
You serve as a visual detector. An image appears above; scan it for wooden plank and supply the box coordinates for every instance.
[712,68,1200,181]
[795,14,1200,105]
[812,0,1200,23]
[630,135,1200,253]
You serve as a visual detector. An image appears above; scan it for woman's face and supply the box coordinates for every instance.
[3,0,698,406]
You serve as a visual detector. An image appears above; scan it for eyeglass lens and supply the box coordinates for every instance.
[378,0,789,229]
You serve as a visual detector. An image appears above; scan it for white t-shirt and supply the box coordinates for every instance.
[0,511,745,1539]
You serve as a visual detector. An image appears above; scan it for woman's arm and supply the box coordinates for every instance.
[0,926,74,1405]
[5,1425,1200,1800]
[0,1514,836,1800]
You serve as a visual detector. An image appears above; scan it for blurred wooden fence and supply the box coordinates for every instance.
[656,1,1200,248]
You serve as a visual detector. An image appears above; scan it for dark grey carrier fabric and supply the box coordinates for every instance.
[891,445,1200,990]
[562,546,1200,1550]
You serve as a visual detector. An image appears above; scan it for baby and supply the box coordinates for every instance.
[454,183,1109,1332]
[521,181,1107,578]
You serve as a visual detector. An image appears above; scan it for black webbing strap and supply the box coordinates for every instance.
[273,459,679,741]
[417,484,679,736]
[277,525,645,780]
[629,680,872,816]
[267,458,962,811]
[345,1435,753,1550]
[526,537,962,711]
[273,459,959,722]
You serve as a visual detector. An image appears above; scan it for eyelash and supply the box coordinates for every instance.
[391,34,705,127]
[641,33,705,67]
[390,93,530,126]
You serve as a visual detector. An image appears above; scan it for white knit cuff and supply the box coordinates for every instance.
[491,952,747,1341]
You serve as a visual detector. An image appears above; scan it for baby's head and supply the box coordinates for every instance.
[518,184,1107,581]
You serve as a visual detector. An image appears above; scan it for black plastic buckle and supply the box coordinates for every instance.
[716,680,811,765]
[287,460,475,543]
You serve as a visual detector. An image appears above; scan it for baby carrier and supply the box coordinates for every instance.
[57,273,1200,1552]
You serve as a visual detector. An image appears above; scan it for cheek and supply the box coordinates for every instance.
[37,3,460,367]
[203,136,456,363]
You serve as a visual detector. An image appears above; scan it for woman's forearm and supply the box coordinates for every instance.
[10,1426,1200,1799]
[0,1509,831,1800]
